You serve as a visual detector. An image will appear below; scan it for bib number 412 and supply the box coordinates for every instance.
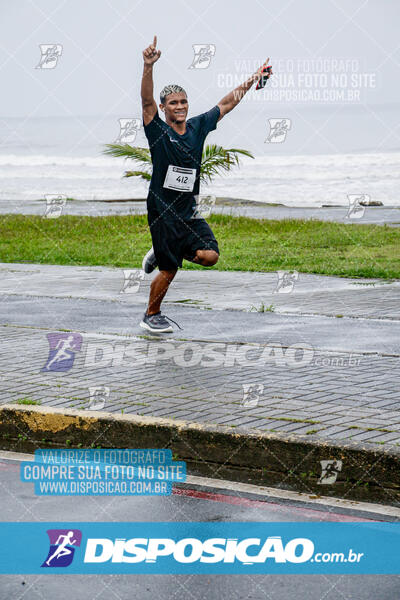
[163,165,196,192]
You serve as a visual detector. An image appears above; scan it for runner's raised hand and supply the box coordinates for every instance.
[254,57,273,83]
[143,35,161,65]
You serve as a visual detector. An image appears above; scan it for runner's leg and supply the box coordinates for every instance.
[182,219,219,267]
[146,269,177,315]
[190,249,219,266]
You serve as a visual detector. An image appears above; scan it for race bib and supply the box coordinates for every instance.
[163,165,196,192]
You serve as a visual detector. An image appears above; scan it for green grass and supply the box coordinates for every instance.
[16,398,41,405]
[1,214,399,278]
[250,302,275,312]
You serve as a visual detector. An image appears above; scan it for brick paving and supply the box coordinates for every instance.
[1,325,399,449]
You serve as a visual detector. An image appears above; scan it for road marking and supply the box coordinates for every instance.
[173,487,374,521]
[180,475,400,519]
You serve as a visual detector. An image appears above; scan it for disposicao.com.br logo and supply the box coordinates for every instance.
[44,527,367,573]
[84,535,353,565]
[0,522,397,574]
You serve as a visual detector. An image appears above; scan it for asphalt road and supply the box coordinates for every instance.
[0,456,399,600]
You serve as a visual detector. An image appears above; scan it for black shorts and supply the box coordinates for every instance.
[149,217,219,271]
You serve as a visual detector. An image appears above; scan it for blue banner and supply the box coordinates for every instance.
[0,522,398,574]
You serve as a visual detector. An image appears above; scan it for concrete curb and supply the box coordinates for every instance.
[1,404,399,505]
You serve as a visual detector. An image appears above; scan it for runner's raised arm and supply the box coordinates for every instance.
[217,58,272,121]
[141,35,161,126]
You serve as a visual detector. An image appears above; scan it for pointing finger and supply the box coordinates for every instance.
[153,35,157,47]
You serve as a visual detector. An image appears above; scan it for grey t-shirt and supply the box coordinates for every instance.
[143,105,220,224]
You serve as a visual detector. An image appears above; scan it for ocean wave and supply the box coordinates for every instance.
[0,154,127,168]
[0,151,398,206]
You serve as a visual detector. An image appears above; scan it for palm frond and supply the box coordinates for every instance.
[124,170,152,181]
[104,141,254,187]
[200,145,254,183]
[103,144,151,169]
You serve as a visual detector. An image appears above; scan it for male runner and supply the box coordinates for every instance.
[140,35,272,333]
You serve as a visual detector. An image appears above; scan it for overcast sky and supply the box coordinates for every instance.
[1,0,399,154]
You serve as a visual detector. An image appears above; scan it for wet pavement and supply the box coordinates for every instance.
[0,263,399,449]
[0,453,398,600]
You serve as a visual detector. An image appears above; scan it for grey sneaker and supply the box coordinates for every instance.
[142,247,158,274]
[140,312,176,333]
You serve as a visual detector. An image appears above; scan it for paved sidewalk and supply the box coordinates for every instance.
[1,262,400,319]
[1,295,400,354]
[0,325,399,448]
[2,198,400,225]
[0,262,399,452]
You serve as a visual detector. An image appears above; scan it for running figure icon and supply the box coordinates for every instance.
[44,335,78,371]
[45,531,77,566]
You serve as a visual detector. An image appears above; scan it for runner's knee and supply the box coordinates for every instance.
[195,249,219,266]
[157,269,177,284]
